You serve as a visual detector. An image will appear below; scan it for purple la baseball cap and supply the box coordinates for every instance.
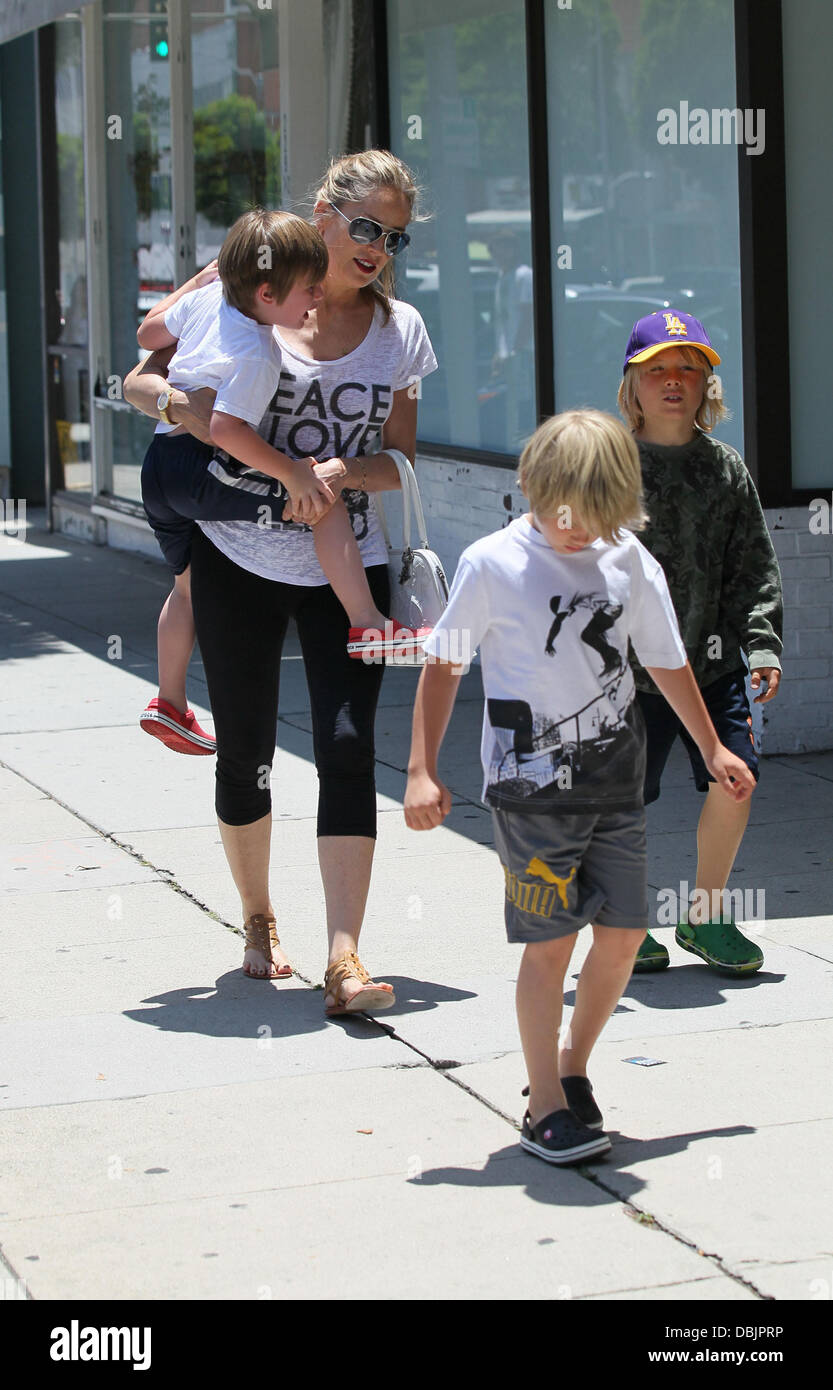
[623,310,721,375]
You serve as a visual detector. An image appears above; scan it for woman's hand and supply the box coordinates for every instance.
[311,458,349,491]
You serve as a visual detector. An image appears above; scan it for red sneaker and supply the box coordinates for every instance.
[346,621,432,664]
[139,697,216,755]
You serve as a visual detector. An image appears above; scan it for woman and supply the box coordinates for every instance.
[124,150,437,1013]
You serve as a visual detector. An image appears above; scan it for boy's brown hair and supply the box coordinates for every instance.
[218,208,327,315]
[519,409,648,544]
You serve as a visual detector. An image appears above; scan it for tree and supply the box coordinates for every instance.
[193,94,281,225]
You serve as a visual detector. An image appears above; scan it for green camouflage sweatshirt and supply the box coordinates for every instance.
[631,432,783,693]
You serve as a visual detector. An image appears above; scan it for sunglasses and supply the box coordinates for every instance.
[328,202,410,257]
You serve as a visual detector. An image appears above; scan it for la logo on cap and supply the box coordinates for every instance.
[663,313,688,337]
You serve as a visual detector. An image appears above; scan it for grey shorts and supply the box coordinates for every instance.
[491,807,650,943]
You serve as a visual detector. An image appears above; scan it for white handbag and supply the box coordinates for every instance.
[373,450,449,656]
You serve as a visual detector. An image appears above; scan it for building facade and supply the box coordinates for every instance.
[0,0,830,751]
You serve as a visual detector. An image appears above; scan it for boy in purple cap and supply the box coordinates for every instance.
[618,311,783,975]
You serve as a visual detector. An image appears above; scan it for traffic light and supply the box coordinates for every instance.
[149,0,168,62]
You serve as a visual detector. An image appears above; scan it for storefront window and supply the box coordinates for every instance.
[95,0,282,502]
[545,0,744,454]
[99,0,174,501]
[387,0,536,456]
[0,99,11,489]
[50,16,90,494]
[782,0,831,489]
[191,0,281,264]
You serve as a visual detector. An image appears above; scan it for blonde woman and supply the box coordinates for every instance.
[125,150,437,1011]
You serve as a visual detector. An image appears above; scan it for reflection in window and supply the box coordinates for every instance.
[102,0,174,501]
[388,0,536,456]
[546,0,743,453]
[0,101,9,485]
[99,0,283,501]
[51,17,90,493]
[191,1,281,264]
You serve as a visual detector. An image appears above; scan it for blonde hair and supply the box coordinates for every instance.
[518,409,648,544]
[617,345,730,433]
[218,209,328,315]
[312,149,423,322]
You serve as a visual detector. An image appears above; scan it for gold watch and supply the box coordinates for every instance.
[157,387,175,425]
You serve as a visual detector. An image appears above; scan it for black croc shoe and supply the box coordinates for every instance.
[521,1078,604,1130]
[520,1107,611,1166]
[561,1076,604,1130]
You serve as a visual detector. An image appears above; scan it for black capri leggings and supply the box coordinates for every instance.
[189,526,390,834]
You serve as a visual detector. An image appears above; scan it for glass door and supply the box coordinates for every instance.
[94,0,174,503]
[48,16,91,496]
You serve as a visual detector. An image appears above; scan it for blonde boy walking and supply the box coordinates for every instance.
[404,411,754,1165]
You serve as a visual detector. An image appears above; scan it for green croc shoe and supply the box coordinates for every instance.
[675,917,764,976]
[631,930,669,973]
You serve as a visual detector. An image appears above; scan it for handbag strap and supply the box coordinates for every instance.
[373,448,430,553]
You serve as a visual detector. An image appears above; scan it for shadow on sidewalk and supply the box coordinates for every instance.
[124,973,342,1041]
[411,1123,755,1206]
[123,971,476,1038]
[564,968,787,1015]
[363,975,477,1018]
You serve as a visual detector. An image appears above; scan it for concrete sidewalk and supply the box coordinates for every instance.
[1,517,832,1301]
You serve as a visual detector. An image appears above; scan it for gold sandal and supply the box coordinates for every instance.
[323,950,395,1016]
[243,913,292,980]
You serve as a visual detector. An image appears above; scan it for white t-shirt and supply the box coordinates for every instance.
[198,298,437,585]
[423,516,687,813]
[156,280,283,434]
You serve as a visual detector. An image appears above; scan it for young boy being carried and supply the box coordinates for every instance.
[618,312,783,975]
[404,410,755,1165]
[138,209,426,754]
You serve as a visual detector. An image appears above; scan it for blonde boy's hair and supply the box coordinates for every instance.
[312,149,424,322]
[617,344,730,433]
[218,209,328,315]
[518,409,648,544]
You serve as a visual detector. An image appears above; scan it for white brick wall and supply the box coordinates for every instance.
[415,456,833,755]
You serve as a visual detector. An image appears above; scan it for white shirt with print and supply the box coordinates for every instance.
[199,298,437,585]
[157,279,283,434]
[423,516,687,813]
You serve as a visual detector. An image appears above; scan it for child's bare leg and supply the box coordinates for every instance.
[560,925,645,1077]
[157,566,195,712]
[687,784,751,924]
[516,934,577,1123]
[312,499,388,630]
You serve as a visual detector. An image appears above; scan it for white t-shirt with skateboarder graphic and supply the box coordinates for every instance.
[423,515,687,813]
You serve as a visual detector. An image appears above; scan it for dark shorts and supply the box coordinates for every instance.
[491,807,650,943]
[140,432,290,574]
[637,669,759,805]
